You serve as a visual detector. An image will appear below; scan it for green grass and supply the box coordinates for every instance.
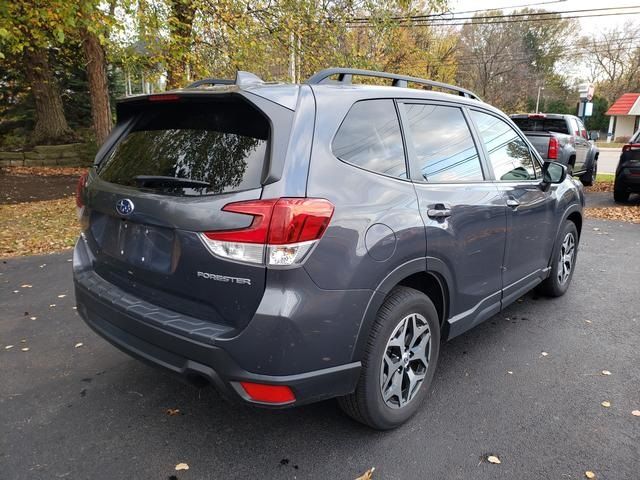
[595,142,625,149]
[596,173,615,182]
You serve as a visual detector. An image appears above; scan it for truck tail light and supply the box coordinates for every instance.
[200,198,334,266]
[548,137,559,160]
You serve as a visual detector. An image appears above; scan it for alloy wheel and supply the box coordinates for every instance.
[557,232,576,285]
[379,313,431,409]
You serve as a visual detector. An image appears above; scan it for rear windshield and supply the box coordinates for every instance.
[512,117,569,135]
[98,98,269,196]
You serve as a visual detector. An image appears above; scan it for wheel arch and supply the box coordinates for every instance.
[352,259,450,362]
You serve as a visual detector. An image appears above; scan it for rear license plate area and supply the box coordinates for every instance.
[91,213,175,273]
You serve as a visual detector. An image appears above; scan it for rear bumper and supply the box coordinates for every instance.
[615,167,640,192]
[73,238,361,407]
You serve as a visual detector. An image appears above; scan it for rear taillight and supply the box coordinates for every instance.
[200,198,334,266]
[76,172,89,228]
[548,137,559,160]
[76,172,88,208]
[622,143,640,152]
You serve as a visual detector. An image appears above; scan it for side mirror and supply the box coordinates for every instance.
[540,161,567,190]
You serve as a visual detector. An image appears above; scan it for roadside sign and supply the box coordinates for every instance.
[578,83,595,100]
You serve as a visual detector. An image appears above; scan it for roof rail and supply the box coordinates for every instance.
[187,71,265,89]
[306,68,481,101]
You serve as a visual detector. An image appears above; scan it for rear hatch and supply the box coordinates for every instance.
[82,92,293,330]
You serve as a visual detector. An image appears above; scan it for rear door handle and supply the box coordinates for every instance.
[506,198,520,208]
[427,203,452,219]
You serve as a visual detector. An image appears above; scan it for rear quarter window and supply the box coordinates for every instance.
[332,99,408,179]
[98,99,269,196]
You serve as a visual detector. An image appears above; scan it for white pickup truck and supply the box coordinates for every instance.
[510,113,600,186]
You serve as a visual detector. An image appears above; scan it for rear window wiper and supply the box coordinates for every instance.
[133,175,210,189]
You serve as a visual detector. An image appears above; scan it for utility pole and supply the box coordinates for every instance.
[535,86,545,113]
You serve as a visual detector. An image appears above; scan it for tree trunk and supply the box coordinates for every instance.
[24,47,74,145]
[82,28,112,146]
[166,0,196,89]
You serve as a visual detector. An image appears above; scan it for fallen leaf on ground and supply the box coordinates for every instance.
[601,401,611,408]
[487,455,501,464]
[5,345,14,350]
[58,294,66,298]
[21,284,32,288]
[355,467,375,480]
[541,351,549,356]
[49,304,56,307]
[175,463,189,471]
[166,408,180,416]
[30,316,36,320]
[601,370,611,376]
[585,206,640,224]
[507,371,513,374]
[585,320,592,324]
[585,471,596,479]
[21,347,29,352]
[0,197,78,258]
[632,410,640,416]
[74,342,83,348]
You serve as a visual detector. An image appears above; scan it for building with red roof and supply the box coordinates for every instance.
[605,93,640,142]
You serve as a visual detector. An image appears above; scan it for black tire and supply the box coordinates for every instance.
[537,221,579,297]
[614,181,630,203]
[338,286,440,430]
[580,160,597,186]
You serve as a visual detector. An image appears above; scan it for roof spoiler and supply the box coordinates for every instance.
[187,71,264,89]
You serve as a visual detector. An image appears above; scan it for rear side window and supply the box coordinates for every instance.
[512,117,569,135]
[403,103,484,182]
[98,99,269,196]
[332,100,407,179]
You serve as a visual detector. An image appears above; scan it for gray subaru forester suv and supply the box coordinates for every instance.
[73,68,584,429]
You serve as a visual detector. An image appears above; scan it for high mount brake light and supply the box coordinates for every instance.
[548,137,559,160]
[528,114,546,119]
[200,198,334,266]
[148,94,181,102]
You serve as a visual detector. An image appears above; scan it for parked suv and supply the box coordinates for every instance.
[614,128,640,202]
[74,68,584,429]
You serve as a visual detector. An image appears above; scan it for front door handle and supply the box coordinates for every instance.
[427,203,452,219]
[506,197,520,209]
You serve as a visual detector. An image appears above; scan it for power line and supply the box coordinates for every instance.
[347,10,640,28]
[438,0,569,17]
[348,6,640,25]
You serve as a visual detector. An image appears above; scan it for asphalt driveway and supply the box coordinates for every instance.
[1,219,639,480]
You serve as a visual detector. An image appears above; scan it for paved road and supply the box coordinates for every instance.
[597,148,620,174]
[2,219,639,480]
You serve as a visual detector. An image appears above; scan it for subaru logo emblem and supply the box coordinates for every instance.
[116,198,134,216]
